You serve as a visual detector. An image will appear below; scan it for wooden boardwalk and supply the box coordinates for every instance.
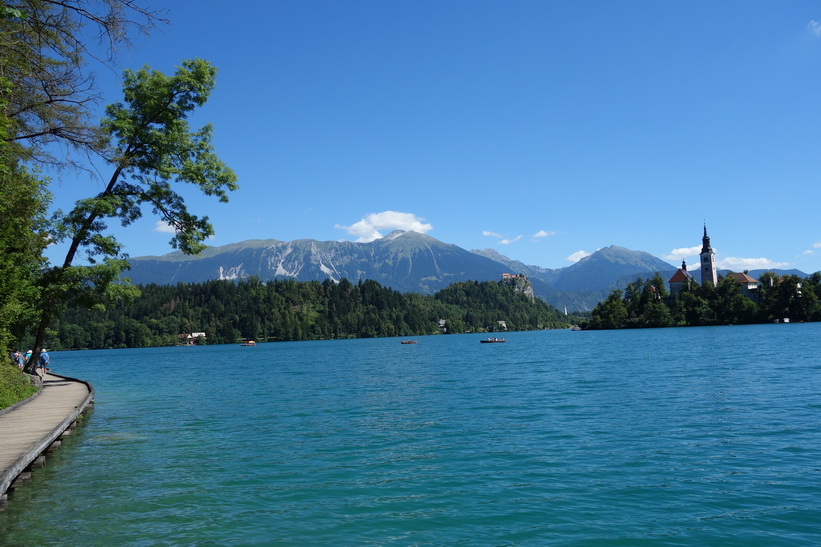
[0,373,94,507]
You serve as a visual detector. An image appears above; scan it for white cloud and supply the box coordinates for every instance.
[718,257,791,271]
[567,250,590,263]
[813,241,821,248]
[499,235,522,245]
[335,211,433,242]
[663,245,702,261]
[803,249,814,256]
[664,243,792,271]
[483,230,522,245]
[533,230,557,239]
[809,20,821,36]
[154,220,177,234]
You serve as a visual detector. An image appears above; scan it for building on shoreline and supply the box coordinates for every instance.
[178,332,207,345]
[725,271,761,301]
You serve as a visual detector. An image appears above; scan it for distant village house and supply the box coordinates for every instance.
[725,272,761,300]
[178,332,207,345]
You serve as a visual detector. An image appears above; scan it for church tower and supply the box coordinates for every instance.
[700,224,717,286]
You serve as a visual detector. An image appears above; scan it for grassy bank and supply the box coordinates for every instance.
[0,363,38,409]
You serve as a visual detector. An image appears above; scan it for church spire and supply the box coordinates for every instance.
[699,223,717,286]
[701,223,712,254]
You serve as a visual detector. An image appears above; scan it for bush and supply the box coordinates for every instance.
[0,362,38,409]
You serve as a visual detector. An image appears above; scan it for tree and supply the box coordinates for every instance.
[642,300,673,328]
[24,59,237,373]
[806,272,821,321]
[1,0,167,364]
[711,276,757,325]
[774,275,817,322]
[621,278,643,325]
[1,0,167,165]
[0,133,50,352]
[587,290,628,329]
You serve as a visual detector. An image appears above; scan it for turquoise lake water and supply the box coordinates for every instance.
[1,324,820,545]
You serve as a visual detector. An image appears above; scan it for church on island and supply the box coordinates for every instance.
[668,225,761,301]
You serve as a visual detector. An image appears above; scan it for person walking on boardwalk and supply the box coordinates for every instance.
[38,350,50,377]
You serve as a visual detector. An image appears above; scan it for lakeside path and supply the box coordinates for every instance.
[0,373,94,507]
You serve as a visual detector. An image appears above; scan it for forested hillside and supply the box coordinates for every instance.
[46,278,572,350]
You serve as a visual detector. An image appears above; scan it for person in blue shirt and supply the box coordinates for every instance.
[12,350,25,370]
[38,350,50,377]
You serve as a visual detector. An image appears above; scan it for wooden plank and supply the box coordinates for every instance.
[0,373,94,500]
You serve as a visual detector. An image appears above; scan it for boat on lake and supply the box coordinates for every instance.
[480,337,505,343]
[400,340,417,344]
[241,340,256,346]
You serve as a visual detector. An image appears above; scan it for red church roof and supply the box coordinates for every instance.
[669,269,693,283]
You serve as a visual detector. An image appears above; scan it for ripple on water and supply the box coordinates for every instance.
[1,326,820,545]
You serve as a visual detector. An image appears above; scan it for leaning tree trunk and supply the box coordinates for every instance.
[23,289,60,375]
[23,167,124,374]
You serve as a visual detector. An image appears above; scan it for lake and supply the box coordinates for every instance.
[1,324,820,545]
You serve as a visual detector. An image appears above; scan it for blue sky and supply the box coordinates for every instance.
[47,1,821,273]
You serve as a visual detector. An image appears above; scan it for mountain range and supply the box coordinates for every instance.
[125,231,807,311]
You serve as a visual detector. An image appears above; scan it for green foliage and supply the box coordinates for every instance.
[0,86,51,353]
[435,280,568,331]
[0,0,182,373]
[585,290,627,329]
[713,276,758,325]
[0,362,37,410]
[21,59,236,372]
[758,274,819,323]
[1,0,165,164]
[52,58,238,265]
[46,278,570,349]
[97,59,237,254]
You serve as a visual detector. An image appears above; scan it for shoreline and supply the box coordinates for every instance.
[0,372,94,509]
